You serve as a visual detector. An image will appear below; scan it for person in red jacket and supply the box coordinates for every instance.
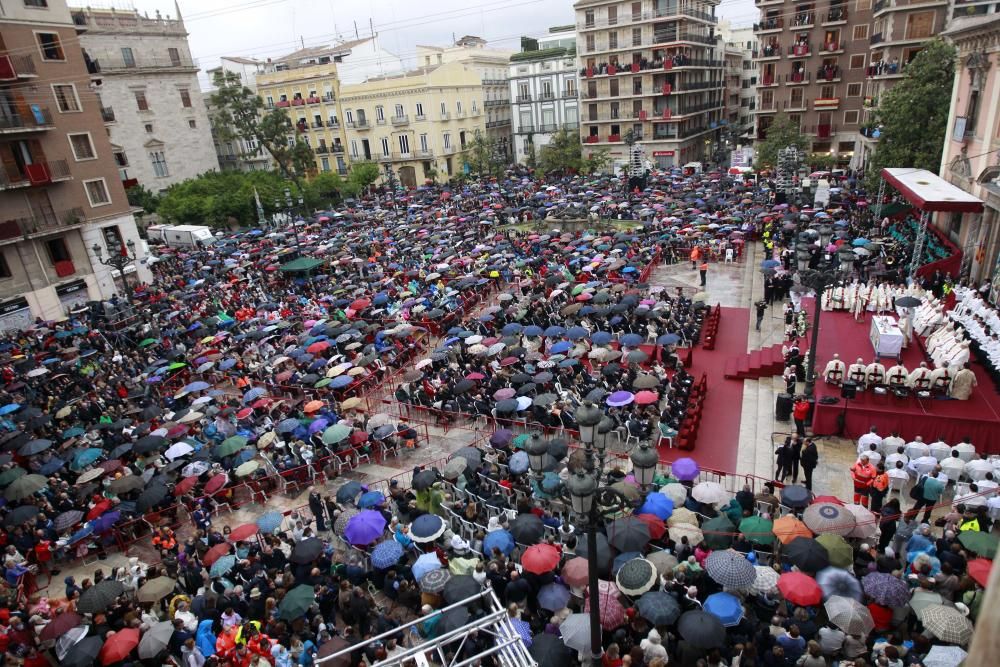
[792,396,811,437]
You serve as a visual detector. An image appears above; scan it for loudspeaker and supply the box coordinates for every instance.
[775,393,793,421]
[841,381,858,399]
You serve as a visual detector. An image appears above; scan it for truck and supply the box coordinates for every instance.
[146,224,215,248]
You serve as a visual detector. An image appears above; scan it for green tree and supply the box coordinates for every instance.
[156,170,298,228]
[126,184,159,213]
[808,153,837,171]
[466,130,504,178]
[346,161,381,195]
[865,38,956,189]
[755,112,809,170]
[583,148,612,175]
[302,171,347,210]
[209,71,315,188]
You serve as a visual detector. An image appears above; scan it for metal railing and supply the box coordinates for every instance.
[1,54,36,77]
[101,107,115,122]
[515,94,532,103]
[85,52,196,71]
[0,107,52,131]
[391,115,409,125]
[755,17,785,31]
[0,207,85,240]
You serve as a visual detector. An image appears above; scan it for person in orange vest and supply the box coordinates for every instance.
[869,463,890,512]
[850,454,877,507]
[690,245,701,270]
[699,261,709,287]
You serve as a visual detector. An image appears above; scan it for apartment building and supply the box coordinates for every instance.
[206,57,272,173]
[574,0,726,169]
[339,61,487,186]
[0,0,149,328]
[508,27,579,164]
[719,21,758,140]
[938,13,1000,285]
[416,36,514,159]
[73,5,219,191]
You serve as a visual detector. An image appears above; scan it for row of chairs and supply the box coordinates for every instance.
[674,373,709,450]
[702,305,722,351]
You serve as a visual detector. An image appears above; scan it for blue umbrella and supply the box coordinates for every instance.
[590,331,615,345]
[638,492,674,519]
[243,388,266,404]
[566,326,589,340]
[71,448,102,471]
[544,326,566,338]
[358,491,385,509]
[508,618,533,647]
[508,451,529,475]
[90,511,120,533]
[704,592,744,626]
[330,376,352,389]
[62,426,85,439]
[210,555,237,577]
[852,238,870,247]
[761,259,781,269]
[538,582,571,611]
[523,325,544,336]
[657,334,680,346]
[219,358,237,371]
[0,404,20,416]
[67,523,95,545]
[371,540,404,569]
[308,418,330,435]
[39,458,65,475]
[184,381,210,393]
[549,341,572,355]
[620,333,644,347]
[410,514,445,542]
[256,511,284,533]
[412,552,442,581]
[483,529,515,556]
[501,323,523,336]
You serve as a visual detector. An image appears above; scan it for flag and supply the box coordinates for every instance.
[254,187,266,226]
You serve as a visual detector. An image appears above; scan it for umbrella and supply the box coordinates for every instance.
[780,485,812,508]
[922,646,968,667]
[958,530,997,557]
[279,584,317,620]
[64,637,103,667]
[137,621,174,660]
[738,516,775,545]
[137,576,176,603]
[77,579,125,613]
[509,513,544,545]
[672,457,699,480]
[561,557,591,588]
[443,574,481,604]
[522,543,562,575]
[335,481,364,504]
[844,503,877,539]
[39,610,83,642]
[559,614,595,653]
[750,565,780,595]
[575,532,613,573]
[482,529,515,556]
[668,522,704,545]
[816,534,853,569]
[4,473,46,501]
[704,592,744,627]
[411,552,442,581]
[967,558,992,587]
[607,516,652,552]
[825,595,874,635]
[136,483,168,512]
[412,469,438,490]
[700,515,735,549]
[257,511,284,533]
[692,481,728,505]
[210,555,237,577]
[778,571,823,606]
[584,580,626,629]
[344,510,387,546]
[203,542,232,566]
[918,604,974,645]
[816,566,863,601]
[530,632,573,667]
[638,492,674,519]
[290,537,324,563]
[410,514,446,543]
[705,549,756,589]
[538,582,571,611]
[636,590,681,625]
[647,550,679,575]
[773,516,813,545]
[783,537,830,572]
[909,589,944,615]
[371,540,404,569]
[861,572,909,607]
[420,568,452,593]
[615,558,658,596]
[228,523,259,544]
[803,502,856,536]
[3,504,39,527]
[677,610,726,648]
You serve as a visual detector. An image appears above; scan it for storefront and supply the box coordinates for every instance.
[56,279,90,314]
[0,297,32,333]
[652,150,675,169]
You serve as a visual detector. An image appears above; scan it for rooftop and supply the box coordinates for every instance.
[941,12,1000,38]
[272,38,372,66]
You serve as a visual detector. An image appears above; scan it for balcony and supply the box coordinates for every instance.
[814,98,840,109]
[788,43,812,57]
[518,124,536,134]
[441,145,456,155]
[415,149,434,158]
[824,8,848,23]
[608,134,622,142]
[0,159,71,190]
[0,54,37,80]
[756,45,783,59]
[485,119,512,128]
[873,0,890,11]
[101,107,116,123]
[311,121,325,129]
[315,146,329,154]
[563,121,579,130]
[484,99,507,107]
[538,124,557,133]
[332,145,345,153]
[516,94,532,103]
[455,110,466,118]
[805,123,838,138]
[790,14,816,28]
[440,112,450,120]
[870,33,884,45]
[759,75,778,86]
[585,135,599,144]
[291,98,306,107]
[84,53,197,72]
[0,108,53,133]
[414,114,426,121]
[539,91,555,101]
[817,66,841,81]
[323,94,335,103]
[276,100,291,108]
[391,115,409,126]
[819,41,843,54]
[786,72,811,84]
[0,207,86,242]
[755,17,785,33]
[355,119,370,129]
[306,96,322,104]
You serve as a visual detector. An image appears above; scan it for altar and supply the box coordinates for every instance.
[870,315,904,359]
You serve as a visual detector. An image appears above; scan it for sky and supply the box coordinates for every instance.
[120,0,758,88]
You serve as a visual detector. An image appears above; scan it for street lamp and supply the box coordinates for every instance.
[525,432,549,479]
[383,163,398,215]
[275,188,304,247]
[630,441,659,489]
[92,238,137,306]
[800,245,853,399]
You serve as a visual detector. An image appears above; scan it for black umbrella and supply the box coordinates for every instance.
[783,536,831,573]
[290,537,324,564]
[77,579,126,613]
[443,574,481,604]
[637,591,682,625]
[108,475,145,494]
[607,516,651,553]
[3,504,39,527]
[530,632,573,667]
[495,399,519,413]
[135,483,168,513]
[63,636,103,667]
[55,509,84,532]
[780,485,813,508]
[412,469,439,491]
[547,438,568,460]
[335,481,364,504]
[18,439,52,456]
[576,532,613,573]
[509,513,545,545]
[678,610,726,649]
[437,607,470,635]
[452,447,483,469]
[134,435,166,454]
[895,296,922,308]
[585,388,608,403]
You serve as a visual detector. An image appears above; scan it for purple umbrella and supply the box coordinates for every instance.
[672,457,700,481]
[861,572,909,607]
[308,418,330,434]
[538,582,571,611]
[490,429,513,447]
[607,391,635,407]
[91,511,121,533]
[344,510,387,546]
[493,388,516,400]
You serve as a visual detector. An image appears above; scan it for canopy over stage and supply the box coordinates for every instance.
[881,168,985,213]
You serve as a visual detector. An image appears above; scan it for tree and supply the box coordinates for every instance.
[865,38,956,189]
[156,170,297,228]
[808,153,836,171]
[583,148,612,175]
[346,162,381,195]
[303,172,347,210]
[466,130,504,178]
[537,128,610,175]
[210,71,315,188]
[126,185,159,214]
[755,112,809,170]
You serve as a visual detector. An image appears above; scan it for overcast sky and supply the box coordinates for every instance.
[128,0,757,87]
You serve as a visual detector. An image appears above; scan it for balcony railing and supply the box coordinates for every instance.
[874,0,889,11]
[0,54,37,80]
[757,45,783,58]
[538,123,557,132]
[788,43,811,57]
[581,5,717,30]
[804,123,838,138]
[0,108,53,132]
[311,121,325,128]
[817,66,841,80]
[870,33,884,44]
[0,159,71,190]
[755,17,784,31]
[440,112,450,120]
[415,149,434,158]
[790,14,815,27]
[786,72,812,84]
[414,114,426,121]
[0,207,86,241]
[85,53,196,71]
[276,100,290,108]
[539,91,555,101]
[314,146,329,154]
[820,41,842,52]
[484,99,507,107]
[563,89,578,98]
[306,96,322,104]
[291,98,305,106]
[516,94,532,103]
[355,119,370,129]
[101,107,116,123]
[391,115,409,125]
[518,124,535,133]
[824,8,848,22]
[332,145,345,153]
[323,94,335,102]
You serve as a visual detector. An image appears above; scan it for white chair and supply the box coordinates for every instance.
[888,474,907,495]
[755,500,775,516]
[725,248,734,263]
[657,423,677,449]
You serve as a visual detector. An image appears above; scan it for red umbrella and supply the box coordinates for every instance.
[349,430,368,445]
[228,523,259,543]
[634,391,659,405]
[98,460,123,474]
[811,495,844,506]
[99,627,140,665]
[466,373,485,381]
[777,572,823,606]
[350,298,371,311]
[307,341,330,354]
[562,557,590,587]
[522,543,561,575]
[968,558,992,587]
[205,473,228,495]
[203,542,232,566]
[635,513,667,540]
[251,398,273,409]
[236,407,254,420]
[166,424,188,439]
[173,475,199,496]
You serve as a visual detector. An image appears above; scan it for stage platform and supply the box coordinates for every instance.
[810,309,1000,452]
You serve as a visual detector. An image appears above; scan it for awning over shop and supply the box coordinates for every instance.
[279,257,325,273]
[881,168,984,213]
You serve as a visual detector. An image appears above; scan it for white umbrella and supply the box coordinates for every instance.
[843,504,878,539]
[661,483,689,506]
[824,595,874,635]
[164,441,194,461]
[922,645,967,667]
[182,460,210,477]
[750,565,779,595]
[559,613,595,653]
[692,481,729,505]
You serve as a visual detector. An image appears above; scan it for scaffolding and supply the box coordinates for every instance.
[907,209,931,280]
[315,589,536,667]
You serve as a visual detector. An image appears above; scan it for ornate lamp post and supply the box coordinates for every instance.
[383,163,398,214]
[274,188,304,247]
[630,441,659,489]
[800,242,855,398]
[525,432,549,480]
[92,238,137,306]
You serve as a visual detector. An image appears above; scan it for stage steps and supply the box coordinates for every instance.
[724,343,795,380]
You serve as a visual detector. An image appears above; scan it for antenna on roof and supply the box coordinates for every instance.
[354,21,359,39]
[301,36,305,49]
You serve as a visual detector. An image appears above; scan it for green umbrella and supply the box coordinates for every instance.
[0,466,26,487]
[314,378,333,388]
[513,434,529,448]
[702,515,735,550]
[278,584,316,620]
[167,362,186,370]
[322,424,351,445]
[221,435,247,449]
[738,516,775,546]
[816,534,853,569]
[216,437,247,458]
[958,531,998,558]
[5,474,47,501]
[138,338,158,348]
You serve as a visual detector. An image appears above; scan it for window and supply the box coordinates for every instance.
[844,110,859,124]
[585,9,595,27]
[380,137,390,156]
[607,6,617,24]
[632,28,642,47]
[632,1,641,20]
[84,178,111,207]
[121,47,135,68]
[398,134,410,154]
[345,110,354,123]
[266,96,274,107]
[608,31,618,49]
[168,47,181,67]
[150,151,169,178]
[68,133,95,161]
[850,54,865,69]
[321,157,330,172]
[375,105,385,121]
[52,84,80,112]
[113,150,128,167]
[36,32,64,60]
[906,12,934,40]
[24,0,48,7]
[853,25,868,40]
[144,123,153,133]
[46,238,70,264]
[416,102,424,117]
[457,101,463,114]
[821,85,835,98]
[350,140,358,158]
[440,101,447,115]
[847,83,862,97]
[179,89,192,108]
[0,253,11,280]
[443,133,451,149]
[420,133,428,151]
[394,104,404,117]
[585,35,595,52]
[134,90,149,111]
[188,119,197,129]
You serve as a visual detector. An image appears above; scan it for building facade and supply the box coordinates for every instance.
[508,27,579,165]
[938,13,1000,286]
[416,37,514,159]
[207,57,272,173]
[719,21,758,141]
[339,61,487,186]
[573,0,727,169]
[0,0,149,327]
[73,5,219,191]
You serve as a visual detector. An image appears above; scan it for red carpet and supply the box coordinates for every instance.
[658,306,748,472]
[811,308,1000,452]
